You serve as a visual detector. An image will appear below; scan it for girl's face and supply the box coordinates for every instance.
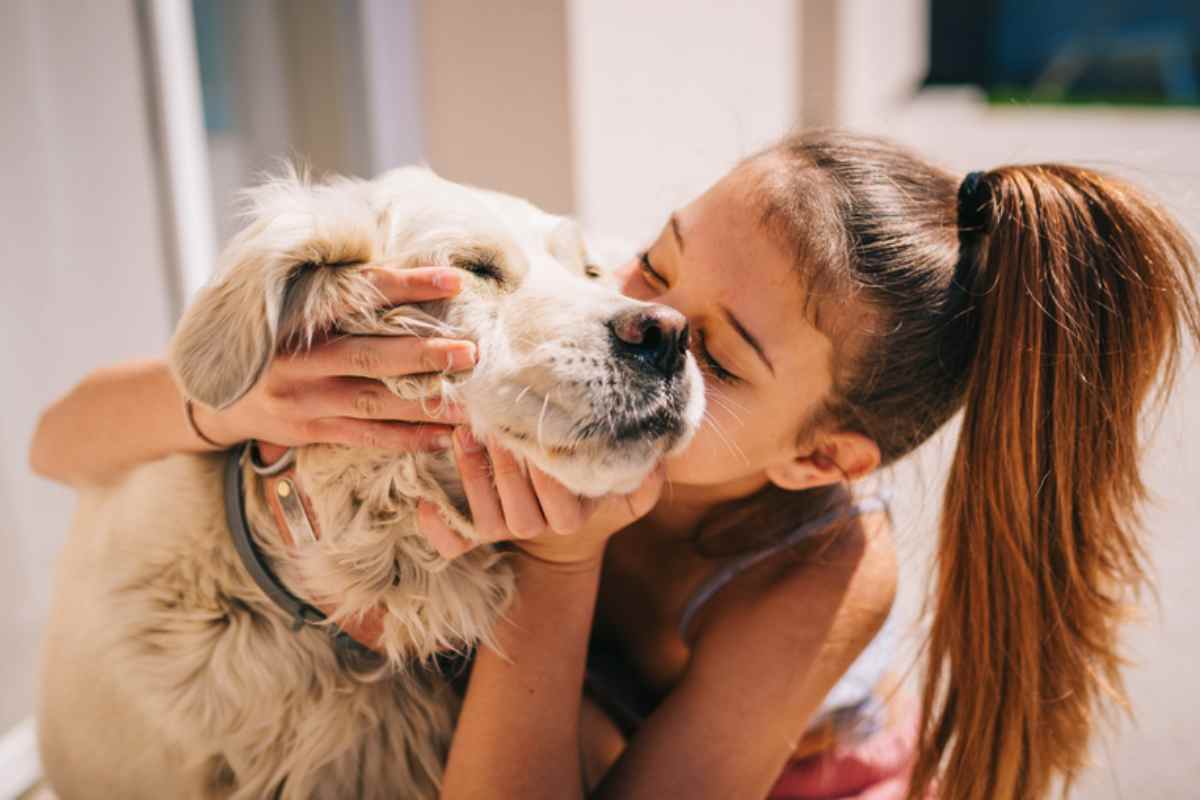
[616,167,844,493]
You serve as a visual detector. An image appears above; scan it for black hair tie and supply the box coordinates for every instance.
[957,170,991,233]
[951,171,992,300]
[939,172,992,374]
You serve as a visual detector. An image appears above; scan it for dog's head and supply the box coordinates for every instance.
[170,167,704,496]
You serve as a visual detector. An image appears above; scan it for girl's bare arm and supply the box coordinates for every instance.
[32,358,226,487]
[442,553,604,799]
[425,438,898,799]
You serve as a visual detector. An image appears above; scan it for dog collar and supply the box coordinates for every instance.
[224,442,385,653]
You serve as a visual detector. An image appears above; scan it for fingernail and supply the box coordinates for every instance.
[456,427,484,453]
[448,342,477,370]
[419,504,470,559]
[426,399,468,424]
[422,342,475,373]
[434,270,462,292]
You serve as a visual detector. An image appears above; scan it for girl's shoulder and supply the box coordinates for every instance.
[670,503,898,773]
[682,490,896,647]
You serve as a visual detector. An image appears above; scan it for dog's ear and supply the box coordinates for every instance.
[548,219,622,285]
[168,234,302,409]
[577,229,636,286]
[169,172,377,409]
[547,219,586,273]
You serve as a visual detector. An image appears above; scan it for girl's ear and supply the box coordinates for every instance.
[765,432,881,491]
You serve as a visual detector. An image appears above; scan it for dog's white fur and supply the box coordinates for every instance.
[38,167,703,799]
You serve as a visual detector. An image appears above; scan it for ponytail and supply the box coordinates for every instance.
[750,132,1199,797]
[912,166,1200,798]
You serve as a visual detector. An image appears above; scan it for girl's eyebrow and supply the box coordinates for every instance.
[670,214,685,252]
[720,305,775,376]
[667,212,772,376]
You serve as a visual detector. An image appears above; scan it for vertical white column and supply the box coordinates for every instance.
[143,0,217,305]
[0,0,177,767]
[358,0,424,173]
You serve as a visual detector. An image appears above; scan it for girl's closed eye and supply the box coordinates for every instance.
[696,329,740,384]
[638,250,741,384]
[638,250,666,286]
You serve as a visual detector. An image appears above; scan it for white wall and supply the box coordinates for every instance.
[567,0,797,243]
[0,0,174,732]
[796,0,927,129]
[833,0,928,129]
[423,0,576,214]
[563,0,927,245]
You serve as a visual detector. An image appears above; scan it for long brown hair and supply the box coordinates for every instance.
[733,131,1200,798]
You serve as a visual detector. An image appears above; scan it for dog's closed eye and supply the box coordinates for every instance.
[464,260,503,282]
[452,250,504,284]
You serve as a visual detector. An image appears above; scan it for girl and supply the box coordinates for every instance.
[32,131,1199,799]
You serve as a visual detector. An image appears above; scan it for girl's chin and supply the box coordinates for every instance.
[661,438,773,496]
[659,453,707,488]
[661,449,738,488]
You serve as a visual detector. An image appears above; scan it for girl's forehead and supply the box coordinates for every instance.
[679,173,835,380]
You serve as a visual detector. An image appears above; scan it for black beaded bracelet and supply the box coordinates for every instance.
[185,398,227,449]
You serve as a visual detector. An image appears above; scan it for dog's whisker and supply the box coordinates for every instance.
[706,393,746,428]
[707,387,749,418]
[706,388,745,421]
[704,409,749,466]
[707,382,746,405]
[536,391,552,449]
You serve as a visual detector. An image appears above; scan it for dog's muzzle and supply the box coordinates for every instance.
[608,305,691,378]
[558,302,697,449]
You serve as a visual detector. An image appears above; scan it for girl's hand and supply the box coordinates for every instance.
[417,428,665,566]
[189,266,476,452]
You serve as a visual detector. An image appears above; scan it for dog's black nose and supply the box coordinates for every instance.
[609,305,690,377]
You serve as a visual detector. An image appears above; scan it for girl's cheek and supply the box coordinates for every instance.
[665,421,755,484]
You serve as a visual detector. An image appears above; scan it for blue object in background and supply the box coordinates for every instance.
[192,0,235,133]
[928,0,1200,104]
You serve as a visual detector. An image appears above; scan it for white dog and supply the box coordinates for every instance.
[38,167,704,799]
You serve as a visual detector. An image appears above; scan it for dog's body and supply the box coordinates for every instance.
[39,168,703,799]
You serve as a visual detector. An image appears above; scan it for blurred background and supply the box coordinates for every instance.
[2,1,1197,797]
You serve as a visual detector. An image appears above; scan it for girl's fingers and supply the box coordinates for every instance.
[446,429,658,545]
[618,465,666,523]
[452,428,510,541]
[284,334,476,380]
[528,463,588,535]
[303,417,454,452]
[305,377,467,424]
[484,438,548,539]
[417,501,474,560]
[365,266,463,304]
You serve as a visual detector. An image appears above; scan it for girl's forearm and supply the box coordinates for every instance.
[441,553,603,800]
[29,359,221,487]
